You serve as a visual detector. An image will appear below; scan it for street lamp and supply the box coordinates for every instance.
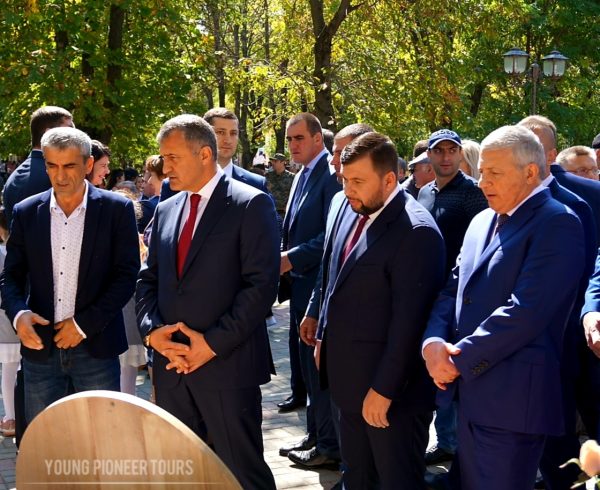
[503,47,569,115]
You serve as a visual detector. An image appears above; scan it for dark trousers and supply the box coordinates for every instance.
[457,411,545,490]
[156,380,275,490]
[339,409,431,489]
[288,305,307,402]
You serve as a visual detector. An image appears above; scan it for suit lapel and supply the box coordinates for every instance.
[334,191,406,291]
[289,155,329,229]
[471,190,550,276]
[77,186,102,296]
[180,175,230,279]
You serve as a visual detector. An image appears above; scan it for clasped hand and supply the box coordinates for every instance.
[423,341,461,390]
[150,322,216,374]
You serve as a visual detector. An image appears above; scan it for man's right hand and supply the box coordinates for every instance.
[583,312,600,358]
[299,316,318,346]
[423,341,461,390]
[16,312,50,350]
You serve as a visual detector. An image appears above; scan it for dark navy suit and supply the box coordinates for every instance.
[540,178,598,489]
[2,150,50,227]
[424,189,585,490]
[136,174,279,489]
[281,153,341,455]
[551,164,600,238]
[316,189,445,488]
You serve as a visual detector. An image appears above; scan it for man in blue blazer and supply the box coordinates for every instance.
[136,115,278,489]
[3,106,74,227]
[0,127,140,424]
[278,113,341,466]
[311,133,445,489]
[159,107,268,201]
[423,125,585,490]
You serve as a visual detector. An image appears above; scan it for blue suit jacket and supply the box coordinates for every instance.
[136,174,280,391]
[316,190,445,414]
[2,150,51,228]
[424,189,585,436]
[0,185,140,361]
[583,249,600,318]
[160,164,268,202]
[281,154,341,308]
[551,164,600,238]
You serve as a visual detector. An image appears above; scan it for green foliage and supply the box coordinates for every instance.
[0,0,598,163]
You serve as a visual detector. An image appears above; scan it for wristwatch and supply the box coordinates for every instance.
[143,324,164,348]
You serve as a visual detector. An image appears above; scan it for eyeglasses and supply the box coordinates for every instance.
[567,167,600,178]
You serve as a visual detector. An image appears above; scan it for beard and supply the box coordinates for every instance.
[349,198,384,216]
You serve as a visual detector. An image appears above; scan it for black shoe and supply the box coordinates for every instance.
[277,395,306,413]
[425,470,451,490]
[425,445,455,465]
[288,447,339,469]
[279,434,316,457]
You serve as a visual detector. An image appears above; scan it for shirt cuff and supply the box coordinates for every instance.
[421,336,445,358]
[72,318,87,339]
[13,310,32,332]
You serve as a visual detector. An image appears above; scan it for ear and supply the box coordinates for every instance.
[547,148,558,165]
[384,171,396,187]
[84,156,94,175]
[199,145,214,166]
[526,162,540,182]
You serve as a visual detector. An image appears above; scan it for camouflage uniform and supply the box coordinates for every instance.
[266,169,295,216]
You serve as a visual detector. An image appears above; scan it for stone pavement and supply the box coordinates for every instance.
[0,300,443,489]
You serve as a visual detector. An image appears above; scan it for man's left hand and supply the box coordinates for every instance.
[54,317,84,349]
[176,322,216,374]
[362,388,392,429]
[583,312,600,358]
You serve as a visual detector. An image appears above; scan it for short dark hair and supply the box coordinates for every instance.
[286,113,322,136]
[341,132,399,177]
[413,139,429,158]
[203,107,238,126]
[157,114,217,163]
[124,167,139,181]
[30,106,72,148]
[335,123,374,141]
[91,140,111,161]
[322,129,334,153]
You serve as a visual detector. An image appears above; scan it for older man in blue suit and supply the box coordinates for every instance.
[423,125,585,490]
[136,114,278,489]
[0,127,140,424]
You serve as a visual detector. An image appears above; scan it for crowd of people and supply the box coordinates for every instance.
[0,104,599,490]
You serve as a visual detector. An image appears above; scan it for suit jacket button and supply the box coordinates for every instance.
[177,288,183,295]
[463,297,472,305]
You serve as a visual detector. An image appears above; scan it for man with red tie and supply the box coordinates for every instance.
[135,114,279,489]
[310,132,446,488]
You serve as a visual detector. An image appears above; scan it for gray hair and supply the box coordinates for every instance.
[41,127,91,159]
[157,114,217,162]
[480,125,546,176]
[461,139,480,179]
[556,145,596,166]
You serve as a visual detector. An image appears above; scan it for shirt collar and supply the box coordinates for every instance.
[304,148,329,172]
[433,170,465,192]
[365,184,401,222]
[187,166,224,202]
[50,180,89,215]
[505,183,546,216]
[541,174,555,187]
[221,160,234,178]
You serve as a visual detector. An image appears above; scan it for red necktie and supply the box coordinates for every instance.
[177,194,201,279]
[341,215,369,264]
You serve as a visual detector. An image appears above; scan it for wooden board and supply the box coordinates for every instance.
[16,390,242,489]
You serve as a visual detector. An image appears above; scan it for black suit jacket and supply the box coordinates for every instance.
[317,190,446,414]
[136,174,280,391]
[0,185,140,361]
